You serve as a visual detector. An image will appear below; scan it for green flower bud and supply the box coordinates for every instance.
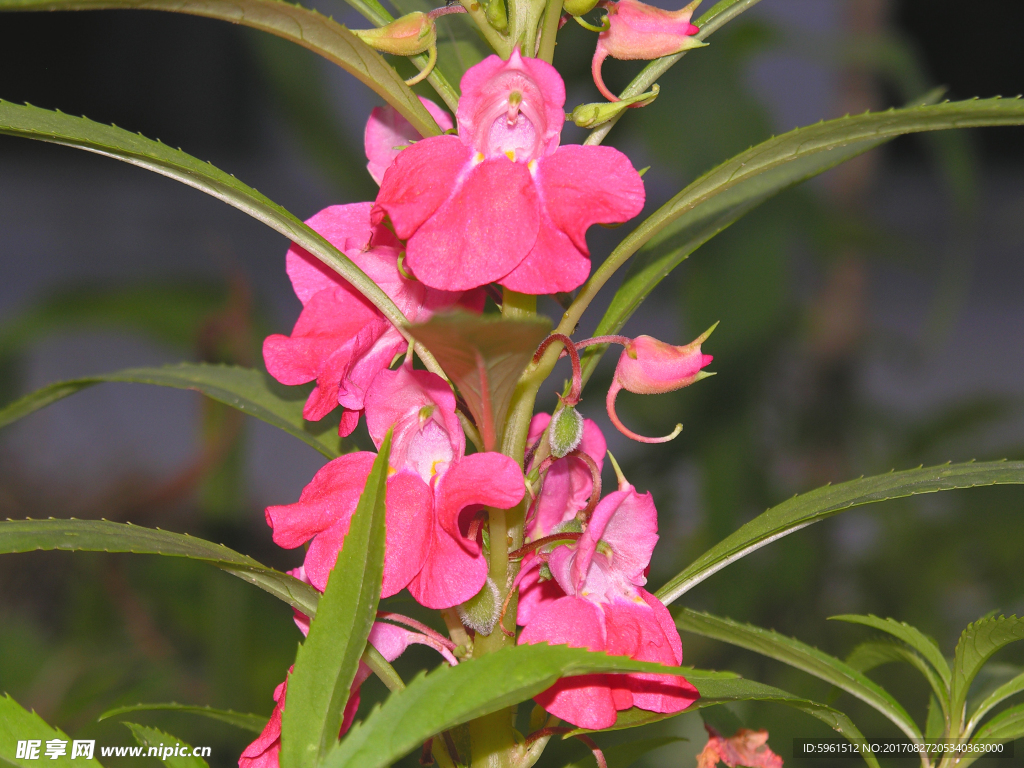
[564,0,600,16]
[569,85,660,128]
[457,577,501,636]
[548,405,584,459]
[353,12,436,57]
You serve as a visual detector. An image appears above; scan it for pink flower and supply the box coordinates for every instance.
[365,97,454,185]
[262,202,479,436]
[696,725,784,768]
[592,0,703,102]
[239,621,456,768]
[517,481,698,729]
[606,329,714,443]
[266,366,524,609]
[372,49,645,294]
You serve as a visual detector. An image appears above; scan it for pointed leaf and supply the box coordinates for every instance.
[952,616,1024,718]
[576,97,1024,380]
[657,461,1024,604]
[567,677,878,768]
[281,432,392,768]
[966,670,1024,737]
[99,704,267,734]
[0,519,320,619]
[561,737,685,768]
[675,608,921,744]
[0,363,346,459]
[323,644,694,768]
[0,101,407,331]
[406,312,552,450]
[831,614,951,691]
[844,641,948,718]
[124,724,208,768]
[0,693,105,768]
[0,0,439,137]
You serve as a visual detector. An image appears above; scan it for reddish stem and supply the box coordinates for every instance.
[573,334,631,350]
[428,4,467,18]
[534,334,582,405]
[567,448,602,523]
[379,612,458,651]
[508,531,583,561]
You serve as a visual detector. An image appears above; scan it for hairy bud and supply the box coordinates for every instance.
[549,405,585,459]
[457,577,502,636]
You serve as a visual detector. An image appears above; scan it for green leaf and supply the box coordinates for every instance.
[966,670,1024,737]
[0,101,407,332]
[925,696,946,741]
[951,616,1024,719]
[324,644,694,768]
[0,363,346,459]
[98,704,267,734]
[568,677,878,767]
[657,461,1024,604]
[0,519,320,619]
[561,737,685,768]
[675,608,921,744]
[406,312,552,450]
[577,97,1024,379]
[0,0,439,137]
[844,641,948,719]
[280,432,392,768]
[124,724,208,768]
[953,703,1024,768]
[0,693,104,768]
[831,614,951,691]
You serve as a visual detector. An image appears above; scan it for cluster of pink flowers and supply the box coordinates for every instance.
[246,24,714,762]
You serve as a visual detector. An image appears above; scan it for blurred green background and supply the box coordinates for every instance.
[1,0,1023,765]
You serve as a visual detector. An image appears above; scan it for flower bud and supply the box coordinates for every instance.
[457,576,502,636]
[548,405,584,459]
[569,85,659,127]
[606,324,716,443]
[592,0,705,102]
[353,12,436,57]
[564,0,600,16]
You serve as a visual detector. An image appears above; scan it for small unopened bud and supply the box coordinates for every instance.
[485,0,508,32]
[606,324,716,443]
[564,0,600,16]
[548,405,584,459]
[457,577,501,636]
[353,12,436,56]
[592,0,705,102]
[569,85,659,127]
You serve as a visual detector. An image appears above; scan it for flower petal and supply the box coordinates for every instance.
[365,98,453,185]
[498,212,591,294]
[406,521,488,609]
[536,145,645,253]
[405,157,540,290]
[374,135,470,240]
[434,453,525,543]
[381,470,433,597]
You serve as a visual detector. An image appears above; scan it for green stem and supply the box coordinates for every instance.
[536,0,562,63]
[362,645,404,692]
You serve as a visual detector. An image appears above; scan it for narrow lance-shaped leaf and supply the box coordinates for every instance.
[567,676,879,768]
[831,613,951,691]
[675,608,922,744]
[280,431,392,768]
[0,363,347,459]
[0,694,105,768]
[951,615,1024,719]
[965,670,1024,736]
[323,644,694,768]
[570,98,1024,381]
[124,724,209,768]
[0,101,408,334]
[99,703,268,734]
[406,313,552,450]
[0,518,320,619]
[657,461,1024,604]
[843,641,949,721]
[0,0,440,137]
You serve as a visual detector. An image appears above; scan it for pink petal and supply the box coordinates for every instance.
[575,486,659,591]
[365,98,454,185]
[498,212,591,294]
[433,453,525,543]
[406,521,489,609]
[536,145,645,253]
[265,452,376,551]
[515,562,566,626]
[373,135,470,241]
[405,157,540,291]
[518,596,617,730]
[381,470,433,597]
